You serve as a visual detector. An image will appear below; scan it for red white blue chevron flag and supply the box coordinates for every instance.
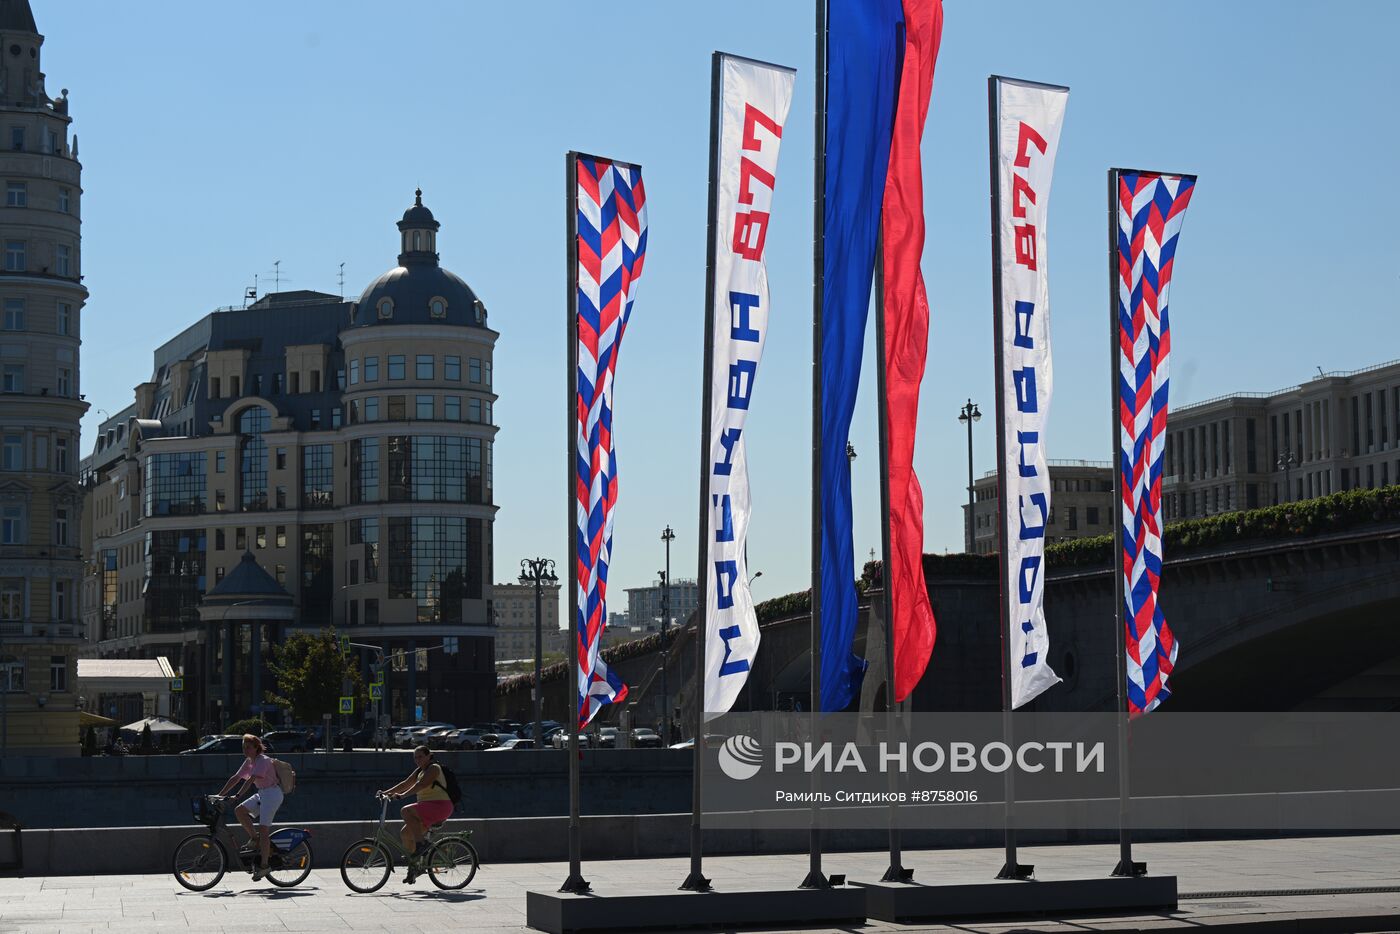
[573,154,647,727]
[1115,169,1195,716]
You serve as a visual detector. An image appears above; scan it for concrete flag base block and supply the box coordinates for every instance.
[856,874,1178,924]
[525,886,866,934]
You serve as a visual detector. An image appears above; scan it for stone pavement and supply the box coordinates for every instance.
[2,835,1399,934]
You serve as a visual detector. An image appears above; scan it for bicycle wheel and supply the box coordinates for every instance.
[425,837,478,890]
[172,834,226,892]
[339,839,392,893]
[266,840,314,887]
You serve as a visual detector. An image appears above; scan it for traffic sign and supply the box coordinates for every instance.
[339,634,350,656]
[339,696,354,714]
[369,684,384,701]
[171,677,184,692]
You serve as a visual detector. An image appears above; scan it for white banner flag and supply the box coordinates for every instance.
[703,54,795,717]
[993,76,1068,708]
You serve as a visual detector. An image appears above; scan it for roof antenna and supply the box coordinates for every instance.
[245,274,259,308]
[274,260,281,292]
[338,262,346,299]
[1316,366,1325,379]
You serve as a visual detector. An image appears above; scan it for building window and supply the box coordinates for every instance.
[55,436,68,473]
[310,409,321,430]
[301,444,334,508]
[444,356,461,381]
[387,395,406,420]
[143,452,207,517]
[377,298,394,319]
[54,507,69,545]
[256,527,267,549]
[55,244,71,276]
[310,370,321,392]
[9,127,22,151]
[215,489,226,511]
[1,364,22,392]
[50,655,65,692]
[351,438,380,504]
[58,187,70,213]
[365,598,379,626]
[5,181,24,207]
[1,504,23,543]
[469,358,481,384]
[364,356,379,382]
[2,240,21,272]
[57,302,71,335]
[349,359,360,385]
[2,433,23,470]
[364,397,379,422]
[416,355,434,380]
[144,529,206,633]
[1,582,21,621]
[275,485,287,508]
[331,407,342,429]
[57,366,71,396]
[2,655,23,692]
[2,298,22,330]
[216,450,226,473]
[276,525,287,548]
[430,297,447,318]
[215,528,225,551]
[444,396,461,421]
[301,524,335,626]
[467,398,481,424]
[275,448,287,471]
[236,528,247,550]
[387,516,471,621]
[238,406,271,511]
[416,395,434,420]
[388,355,406,380]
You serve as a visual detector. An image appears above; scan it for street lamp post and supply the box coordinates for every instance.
[519,557,558,749]
[1277,451,1297,504]
[659,525,675,745]
[958,399,982,553]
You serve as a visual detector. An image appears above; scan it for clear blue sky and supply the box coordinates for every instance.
[52,1,1399,605]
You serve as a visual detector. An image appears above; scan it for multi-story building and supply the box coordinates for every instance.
[965,461,1114,556]
[491,581,562,663]
[0,0,85,756]
[80,192,500,728]
[625,577,699,632]
[1163,359,1400,521]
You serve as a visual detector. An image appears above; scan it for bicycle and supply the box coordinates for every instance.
[339,793,478,893]
[172,795,314,892]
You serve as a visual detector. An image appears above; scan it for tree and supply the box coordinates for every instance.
[267,627,365,724]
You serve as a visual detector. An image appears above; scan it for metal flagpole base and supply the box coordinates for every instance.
[799,870,831,889]
[996,861,1034,880]
[558,873,591,894]
[880,864,914,884]
[1112,859,1148,878]
[679,872,712,892]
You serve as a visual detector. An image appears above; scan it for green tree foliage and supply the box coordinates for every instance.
[224,717,271,736]
[267,627,365,723]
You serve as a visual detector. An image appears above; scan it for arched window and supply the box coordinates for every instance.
[377,298,394,320]
[413,231,421,251]
[238,406,270,511]
[429,296,447,319]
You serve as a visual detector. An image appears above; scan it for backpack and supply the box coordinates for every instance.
[272,758,296,795]
[436,764,463,809]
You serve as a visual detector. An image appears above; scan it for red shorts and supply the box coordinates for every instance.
[413,799,454,827]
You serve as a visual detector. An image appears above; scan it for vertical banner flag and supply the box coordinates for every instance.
[1115,170,1195,716]
[820,0,902,713]
[992,77,1068,708]
[574,154,648,727]
[704,55,795,717]
[881,0,944,702]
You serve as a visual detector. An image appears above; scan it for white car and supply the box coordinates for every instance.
[487,737,537,751]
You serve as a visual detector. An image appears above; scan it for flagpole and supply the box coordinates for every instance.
[986,75,1032,882]
[872,229,906,882]
[1108,167,1144,878]
[560,151,589,896]
[680,50,724,895]
[800,0,830,892]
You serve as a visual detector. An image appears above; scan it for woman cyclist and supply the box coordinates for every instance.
[216,733,282,881]
[379,745,453,883]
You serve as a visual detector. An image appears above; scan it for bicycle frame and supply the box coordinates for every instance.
[203,796,307,872]
[367,795,471,868]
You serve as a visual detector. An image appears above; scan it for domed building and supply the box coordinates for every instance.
[80,192,500,730]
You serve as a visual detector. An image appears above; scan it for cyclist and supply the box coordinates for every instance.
[216,733,282,881]
[379,744,453,883]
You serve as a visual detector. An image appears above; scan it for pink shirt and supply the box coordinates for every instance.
[235,754,278,789]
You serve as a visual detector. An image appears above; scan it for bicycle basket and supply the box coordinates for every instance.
[191,795,218,826]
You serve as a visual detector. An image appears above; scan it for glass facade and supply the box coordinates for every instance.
[351,438,380,503]
[143,451,207,517]
[239,406,270,511]
[386,435,492,504]
[350,517,380,582]
[386,516,482,622]
[144,529,206,633]
[301,524,334,626]
[301,444,334,508]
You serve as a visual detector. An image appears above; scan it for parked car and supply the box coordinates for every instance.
[477,732,514,750]
[597,727,619,748]
[669,734,727,750]
[398,722,451,748]
[551,731,592,750]
[180,735,243,755]
[444,729,483,750]
[261,730,309,753]
[423,725,458,749]
[630,728,662,748]
[335,723,376,748]
[487,738,536,751]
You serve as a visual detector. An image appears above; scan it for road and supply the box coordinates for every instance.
[3,835,1399,933]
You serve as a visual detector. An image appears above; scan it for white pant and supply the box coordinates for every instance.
[239,785,284,827]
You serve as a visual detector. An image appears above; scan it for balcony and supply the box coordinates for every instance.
[0,619,87,642]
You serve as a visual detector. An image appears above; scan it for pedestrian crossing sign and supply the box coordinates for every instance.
[369,684,384,701]
[339,696,354,714]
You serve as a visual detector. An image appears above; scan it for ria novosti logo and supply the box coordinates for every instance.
[717,735,764,781]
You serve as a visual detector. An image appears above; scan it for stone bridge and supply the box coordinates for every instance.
[499,522,1400,729]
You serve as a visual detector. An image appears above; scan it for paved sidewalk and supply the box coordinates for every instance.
[3,835,1399,933]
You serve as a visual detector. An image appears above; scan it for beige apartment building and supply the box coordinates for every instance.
[492,581,563,663]
[80,193,501,729]
[965,461,1114,556]
[0,0,85,756]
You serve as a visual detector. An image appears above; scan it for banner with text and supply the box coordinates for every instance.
[993,77,1068,708]
[704,54,795,716]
